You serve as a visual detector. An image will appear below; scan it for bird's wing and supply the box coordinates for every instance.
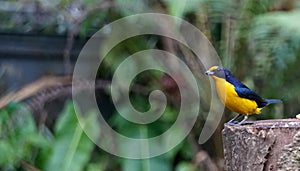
[234,87,267,108]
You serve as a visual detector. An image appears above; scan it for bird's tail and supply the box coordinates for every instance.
[266,99,282,105]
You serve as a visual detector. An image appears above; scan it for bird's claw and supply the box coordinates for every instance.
[226,115,251,126]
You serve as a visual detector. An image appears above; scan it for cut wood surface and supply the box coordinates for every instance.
[222,119,300,171]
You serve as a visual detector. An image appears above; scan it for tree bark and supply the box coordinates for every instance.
[222,119,300,171]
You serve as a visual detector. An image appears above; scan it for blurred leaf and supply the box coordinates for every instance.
[0,103,50,169]
[0,141,14,166]
[123,156,171,171]
[45,101,99,171]
[115,0,148,15]
[160,106,178,122]
[179,140,194,159]
[164,0,188,18]
[250,11,300,73]
[164,0,203,18]
[247,11,300,118]
[86,161,107,171]
[175,162,198,171]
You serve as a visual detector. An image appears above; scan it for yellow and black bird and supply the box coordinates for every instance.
[205,66,282,125]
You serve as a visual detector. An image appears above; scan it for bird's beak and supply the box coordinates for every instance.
[205,70,214,76]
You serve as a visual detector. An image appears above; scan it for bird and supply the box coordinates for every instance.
[205,66,282,125]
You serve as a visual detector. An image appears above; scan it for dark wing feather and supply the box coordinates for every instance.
[234,87,267,108]
[223,67,268,108]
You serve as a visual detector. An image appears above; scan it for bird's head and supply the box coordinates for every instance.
[205,66,229,79]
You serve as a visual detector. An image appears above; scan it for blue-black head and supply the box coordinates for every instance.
[205,66,231,79]
[205,66,247,88]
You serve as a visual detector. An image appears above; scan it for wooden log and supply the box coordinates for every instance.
[222,119,300,171]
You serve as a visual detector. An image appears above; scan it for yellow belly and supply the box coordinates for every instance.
[212,76,262,114]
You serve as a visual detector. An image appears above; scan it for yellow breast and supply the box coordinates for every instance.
[212,76,262,114]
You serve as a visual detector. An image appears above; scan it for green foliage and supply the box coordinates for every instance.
[204,0,234,19]
[3,0,300,170]
[0,103,50,170]
[175,162,199,171]
[100,36,159,77]
[122,157,172,171]
[249,11,300,74]
[163,0,203,18]
[45,101,99,171]
[245,10,300,117]
[115,0,148,16]
[0,101,99,170]
[206,0,300,118]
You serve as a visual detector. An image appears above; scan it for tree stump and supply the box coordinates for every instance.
[222,119,300,171]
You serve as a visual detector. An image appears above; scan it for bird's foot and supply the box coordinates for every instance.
[226,115,252,126]
[227,114,242,124]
